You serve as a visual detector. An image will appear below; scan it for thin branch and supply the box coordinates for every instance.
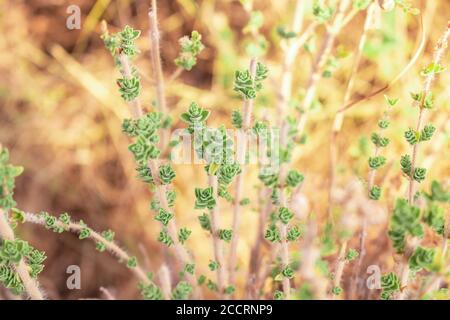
[158,264,172,300]
[208,174,228,296]
[0,210,44,300]
[22,211,155,289]
[397,24,450,300]
[147,159,200,296]
[229,58,257,286]
[148,0,167,115]
[332,240,347,299]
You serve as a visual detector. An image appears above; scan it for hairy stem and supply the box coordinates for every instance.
[22,211,155,289]
[147,159,199,295]
[332,240,347,299]
[398,25,450,300]
[158,264,172,300]
[229,58,257,286]
[208,174,228,295]
[148,0,167,115]
[120,48,199,296]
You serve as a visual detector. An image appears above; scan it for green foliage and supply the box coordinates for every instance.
[234,62,268,100]
[128,136,160,164]
[175,31,204,71]
[172,281,193,300]
[158,164,176,185]
[240,198,250,206]
[155,208,173,226]
[180,102,210,133]
[332,286,342,296]
[139,282,163,300]
[119,25,141,57]
[378,119,390,129]
[345,249,359,262]
[231,110,243,129]
[384,95,399,107]
[194,187,216,209]
[278,207,293,225]
[413,167,427,183]
[286,170,304,188]
[218,164,241,187]
[408,246,435,272]
[281,266,294,279]
[424,203,445,235]
[42,211,65,233]
[197,274,206,285]
[78,220,91,239]
[404,128,420,145]
[369,185,381,200]
[127,256,138,268]
[158,230,173,246]
[276,26,296,39]
[198,213,211,232]
[371,133,390,147]
[244,11,264,34]
[368,156,386,169]
[400,154,412,177]
[421,63,446,77]
[274,290,284,300]
[388,199,423,253]
[265,225,281,243]
[224,285,235,295]
[184,263,195,276]
[219,229,232,242]
[117,76,140,102]
[0,239,46,295]
[102,25,141,58]
[287,225,301,241]
[423,92,434,109]
[208,260,219,271]
[258,167,278,187]
[0,148,24,210]
[424,181,450,203]
[312,1,333,22]
[380,272,400,300]
[420,124,435,142]
[206,279,218,292]
[178,228,192,244]
[394,0,420,15]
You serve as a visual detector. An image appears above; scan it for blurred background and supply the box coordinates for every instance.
[0,0,449,299]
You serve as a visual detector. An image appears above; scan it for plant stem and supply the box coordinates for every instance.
[208,174,228,296]
[332,239,347,299]
[147,159,200,295]
[246,186,271,297]
[120,49,200,297]
[229,58,257,286]
[22,211,155,289]
[397,25,450,300]
[158,264,172,300]
[118,54,143,118]
[0,209,44,300]
[148,0,169,149]
[148,0,167,115]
